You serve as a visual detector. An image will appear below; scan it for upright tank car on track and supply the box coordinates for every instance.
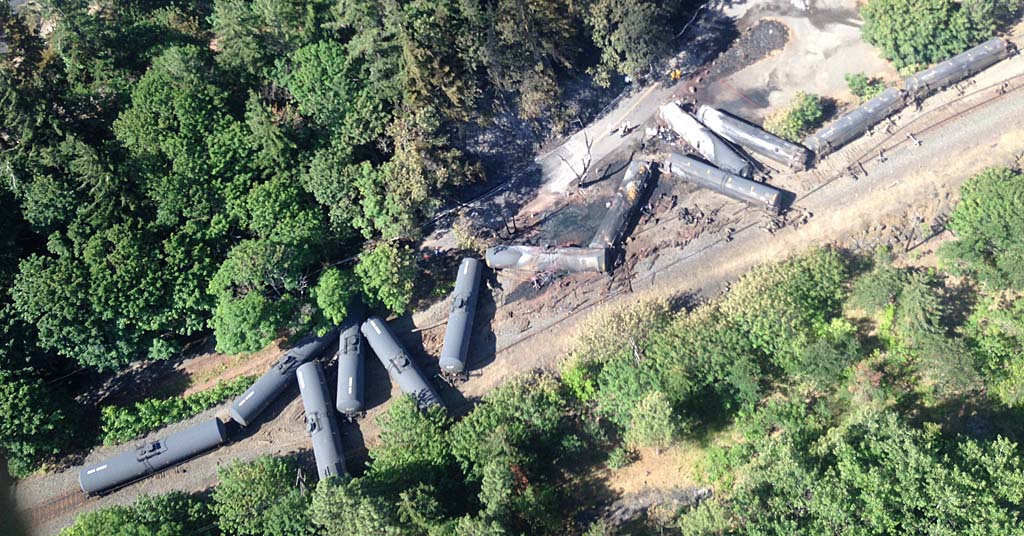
[335,301,366,417]
[589,161,653,250]
[904,38,1011,100]
[79,418,228,495]
[696,105,810,171]
[660,102,754,178]
[803,87,905,158]
[664,153,783,213]
[361,317,444,409]
[439,258,483,375]
[297,361,347,480]
[229,328,339,427]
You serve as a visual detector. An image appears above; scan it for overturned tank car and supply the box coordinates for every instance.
[660,102,753,178]
[664,152,783,213]
[439,258,483,375]
[229,328,339,427]
[696,105,810,171]
[297,361,347,480]
[335,301,366,418]
[485,245,609,274]
[361,317,444,409]
[589,160,653,250]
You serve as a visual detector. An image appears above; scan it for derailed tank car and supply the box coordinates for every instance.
[905,38,1011,100]
[229,328,339,427]
[361,317,444,409]
[660,102,754,178]
[439,258,482,375]
[336,301,366,417]
[803,87,905,158]
[664,153,782,213]
[696,105,810,171]
[485,245,609,274]
[79,418,228,495]
[589,161,653,249]
[297,362,347,480]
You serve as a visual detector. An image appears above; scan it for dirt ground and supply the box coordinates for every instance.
[707,0,898,119]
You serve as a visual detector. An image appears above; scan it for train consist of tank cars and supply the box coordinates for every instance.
[78,261,483,495]
[807,37,1012,158]
[76,37,1014,497]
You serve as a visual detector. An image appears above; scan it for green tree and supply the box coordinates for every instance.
[281,40,396,145]
[264,488,315,536]
[585,0,670,86]
[861,0,989,70]
[312,267,359,326]
[212,455,301,536]
[309,478,404,536]
[0,370,73,477]
[624,390,676,454]
[62,492,213,536]
[965,294,1024,406]
[940,167,1024,290]
[354,241,418,314]
[848,246,906,313]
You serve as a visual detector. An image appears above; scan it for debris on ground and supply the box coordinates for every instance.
[603,486,713,527]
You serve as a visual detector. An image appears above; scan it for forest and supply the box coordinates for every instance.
[0,0,690,478]
[57,166,1024,534]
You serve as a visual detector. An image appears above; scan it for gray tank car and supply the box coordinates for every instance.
[79,418,227,495]
[589,161,653,249]
[905,38,1011,100]
[696,105,810,171]
[439,258,483,375]
[660,102,753,178]
[361,317,444,409]
[803,87,905,158]
[485,245,609,274]
[335,301,366,417]
[664,153,782,213]
[297,362,347,480]
[229,328,339,427]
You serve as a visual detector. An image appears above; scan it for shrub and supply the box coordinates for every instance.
[845,72,885,101]
[100,375,256,445]
[764,92,826,142]
[568,293,673,365]
[624,390,676,453]
[62,492,213,536]
[606,445,637,469]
